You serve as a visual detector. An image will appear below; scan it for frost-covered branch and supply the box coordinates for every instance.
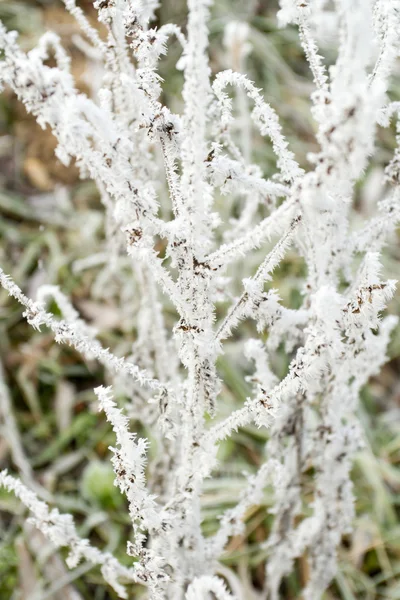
[0,270,168,396]
[0,471,142,598]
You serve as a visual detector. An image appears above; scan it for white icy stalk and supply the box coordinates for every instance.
[0,270,169,396]
[132,264,175,384]
[351,188,400,253]
[180,0,214,245]
[63,0,107,53]
[213,70,303,183]
[0,471,142,598]
[206,460,280,562]
[216,215,301,342]
[95,386,164,529]
[209,155,289,200]
[36,284,98,341]
[370,0,400,93]
[185,576,236,600]
[223,21,252,163]
[94,386,169,594]
[244,339,278,391]
[0,361,53,503]
[261,2,399,596]
[206,197,297,269]
[208,320,327,442]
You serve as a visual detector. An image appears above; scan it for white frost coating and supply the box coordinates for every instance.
[185,576,236,600]
[0,0,399,598]
[0,471,143,598]
[0,270,169,396]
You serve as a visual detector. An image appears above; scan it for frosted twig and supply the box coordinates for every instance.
[0,471,142,598]
[0,270,169,396]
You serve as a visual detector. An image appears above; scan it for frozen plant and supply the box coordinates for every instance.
[0,0,400,598]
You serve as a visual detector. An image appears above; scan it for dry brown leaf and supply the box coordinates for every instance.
[15,535,39,600]
[77,299,121,330]
[55,380,76,433]
[24,158,53,192]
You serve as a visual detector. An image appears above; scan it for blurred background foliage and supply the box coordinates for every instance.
[0,1,400,599]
